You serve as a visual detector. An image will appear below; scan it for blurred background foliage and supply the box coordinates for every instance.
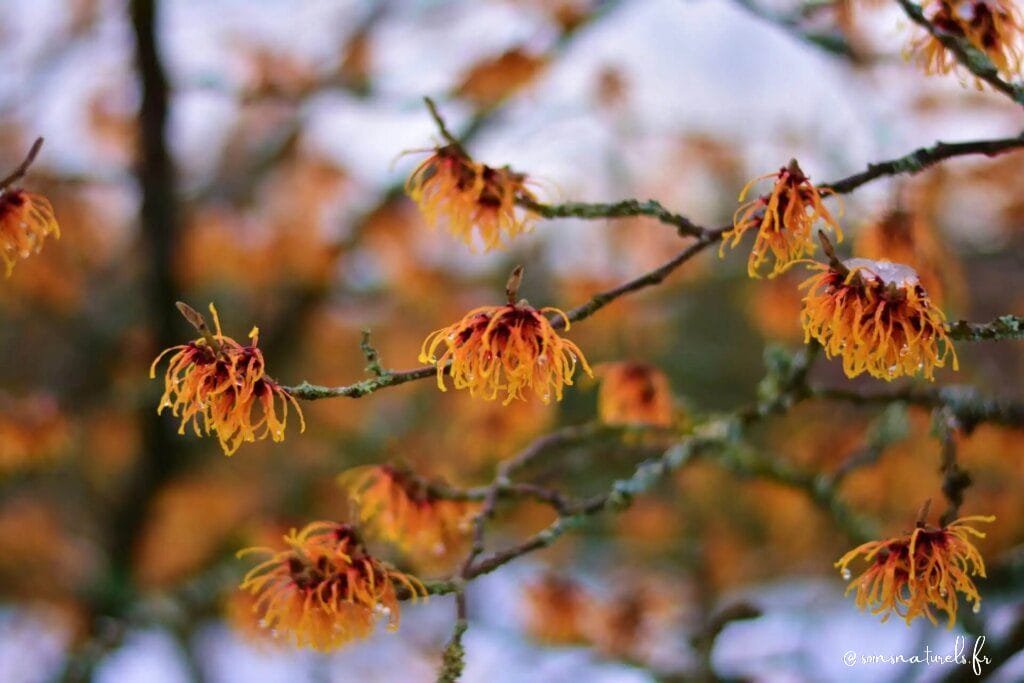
[0,0,1022,681]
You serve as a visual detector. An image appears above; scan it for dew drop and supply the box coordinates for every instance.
[841,567,851,580]
[973,602,981,614]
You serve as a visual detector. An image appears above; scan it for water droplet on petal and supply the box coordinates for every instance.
[973,602,981,614]
[841,568,851,580]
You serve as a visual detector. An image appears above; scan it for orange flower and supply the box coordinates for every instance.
[800,258,957,381]
[419,302,591,404]
[339,465,476,570]
[595,361,674,427]
[909,1,1024,80]
[150,303,304,455]
[722,160,841,278]
[0,189,59,276]
[405,144,538,251]
[836,515,994,628]
[238,522,426,651]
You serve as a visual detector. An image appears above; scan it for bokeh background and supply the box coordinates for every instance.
[0,0,1023,681]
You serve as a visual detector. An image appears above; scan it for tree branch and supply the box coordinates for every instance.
[521,197,709,238]
[948,315,1024,342]
[821,134,1024,195]
[812,384,1024,431]
[895,0,1024,104]
[436,589,468,683]
[286,229,725,399]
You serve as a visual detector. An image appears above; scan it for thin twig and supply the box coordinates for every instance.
[360,329,385,377]
[521,197,709,238]
[555,229,726,328]
[821,133,1024,195]
[934,407,971,525]
[0,137,44,191]
[424,96,465,151]
[436,590,468,683]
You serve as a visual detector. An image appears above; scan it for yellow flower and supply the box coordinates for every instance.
[0,189,59,276]
[595,361,674,427]
[150,303,304,455]
[800,258,957,381]
[238,522,426,651]
[836,515,994,628]
[909,1,1024,80]
[419,302,591,404]
[405,144,538,251]
[722,160,841,278]
[339,465,477,571]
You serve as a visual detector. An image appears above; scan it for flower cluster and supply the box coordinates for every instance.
[909,1,1024,80]
[836,515,994,628]
[405,144,538,251]
[419,302,591,404]
[150,303,304,455]
[238,522,426,650]
[339,465,476,570]
[0,189,59,277]
[722,160,841,278]
[800,258,957,381]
